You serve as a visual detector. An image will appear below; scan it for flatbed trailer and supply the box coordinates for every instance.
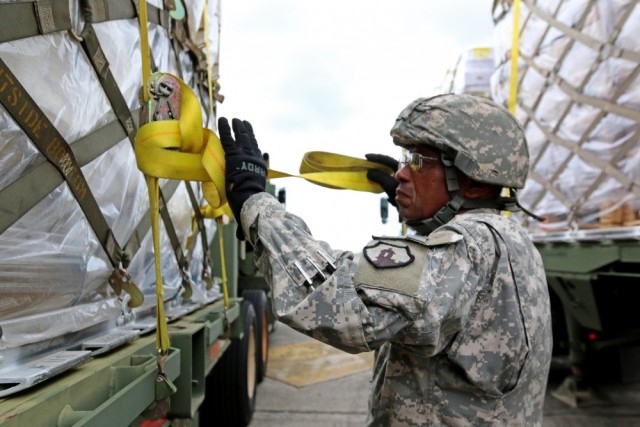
[0,298,234,427]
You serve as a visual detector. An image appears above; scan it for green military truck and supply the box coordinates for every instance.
[489,0,640,404]
[0,0,274,425]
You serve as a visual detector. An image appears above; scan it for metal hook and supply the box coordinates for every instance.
[67,29,84,43]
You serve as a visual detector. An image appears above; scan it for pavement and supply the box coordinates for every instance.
[250,322,640,427]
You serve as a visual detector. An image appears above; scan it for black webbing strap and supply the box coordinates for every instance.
[0,0,72,43]
[79,23,137,141]
[158,189,188,269]
[0,58,124,266]
[0,119,126,235]
[123,179,180,259]
[81,0,170,30]
[185,181,212,275]
[158,186,194,297]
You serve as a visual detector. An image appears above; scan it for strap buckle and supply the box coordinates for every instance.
[148,73,181,121]
[180,265,193,299]
[108,267,144,308]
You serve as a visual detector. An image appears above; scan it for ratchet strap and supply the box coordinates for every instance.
[136,0,184,356]
[79,19,193,298]
[135,0,394,355]
[133,70,395,308]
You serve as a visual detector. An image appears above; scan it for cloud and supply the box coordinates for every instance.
[271,50,352,131]
[217,0,495,251]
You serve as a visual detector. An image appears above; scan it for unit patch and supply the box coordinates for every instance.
[363,241,415,268]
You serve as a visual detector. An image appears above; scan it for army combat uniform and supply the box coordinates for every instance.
[241,192,553,427]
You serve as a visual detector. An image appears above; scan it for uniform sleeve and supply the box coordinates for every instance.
[355,227,488,356]
[239,192,412,354]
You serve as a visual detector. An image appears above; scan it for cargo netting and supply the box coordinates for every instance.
[491,0,640,240]
[0,0,224,395]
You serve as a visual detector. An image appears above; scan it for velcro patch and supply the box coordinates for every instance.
[425,230,464,247]
[363,241,415,268]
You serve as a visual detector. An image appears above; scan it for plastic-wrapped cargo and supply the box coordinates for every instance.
[438,47,496,98]
[0,0,223,395]
[453,47,496,97]
[490,0,640,234]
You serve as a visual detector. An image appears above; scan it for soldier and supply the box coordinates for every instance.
[219,93,553,426]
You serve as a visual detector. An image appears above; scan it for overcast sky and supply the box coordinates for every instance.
[216,1,496,252]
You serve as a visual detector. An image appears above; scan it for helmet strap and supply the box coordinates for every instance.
[405,152,464,235]
[404,155,545,235]
[405,194,465,235]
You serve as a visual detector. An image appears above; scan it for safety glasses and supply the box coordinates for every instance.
[398,152,440,172]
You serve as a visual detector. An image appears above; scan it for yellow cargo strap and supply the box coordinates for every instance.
[270,151,393,193]
[504,0,521,215]
[508,0,520,115]
[137,0,170,356]
[135,74,392,200]
[134,70,393,292]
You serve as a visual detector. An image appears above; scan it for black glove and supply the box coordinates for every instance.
[219,117,267,239]
[365,153,398,207]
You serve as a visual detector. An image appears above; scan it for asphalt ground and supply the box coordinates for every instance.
[249,322,640,427]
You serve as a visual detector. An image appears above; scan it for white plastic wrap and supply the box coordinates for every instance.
[453,47,495,96]
[491,0,640,233]
[0,34,114,190]
[0,0,222,362]
[0,33,116,325]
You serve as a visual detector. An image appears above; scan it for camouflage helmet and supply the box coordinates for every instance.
[390,94,529,188]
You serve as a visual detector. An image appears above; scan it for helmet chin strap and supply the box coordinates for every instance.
[404,153,542,235]
[405,194,465,235]
[404,153,464,235]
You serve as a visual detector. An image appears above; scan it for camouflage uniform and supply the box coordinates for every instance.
[240,193,552,426]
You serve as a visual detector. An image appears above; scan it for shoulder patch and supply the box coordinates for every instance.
[354,239,427,297]
[425,230,464,247]
[363,241,415,268]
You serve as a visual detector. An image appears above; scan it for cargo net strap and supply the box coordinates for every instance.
[0,119,125,235]
[0,0,72,43]
[0,59,123,267]
[0,58,148,310]
[492,0,640,232]
[82,0,171,30]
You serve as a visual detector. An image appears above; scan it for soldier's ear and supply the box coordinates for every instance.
[458,174,500,199]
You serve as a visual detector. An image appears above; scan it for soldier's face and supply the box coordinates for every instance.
[394,146,450,221]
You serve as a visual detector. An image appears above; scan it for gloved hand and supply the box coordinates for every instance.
[365,153,398,207]
[219,117,267,239]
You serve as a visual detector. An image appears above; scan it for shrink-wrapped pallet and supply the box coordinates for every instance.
[438,47,496,98]
[0,0,223,395]
[453,47,496,97]
[491,0,640,233]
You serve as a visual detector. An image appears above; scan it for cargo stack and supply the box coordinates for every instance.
[491,0,640,232]
[438,47,496,98]
[0,0,225,395]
